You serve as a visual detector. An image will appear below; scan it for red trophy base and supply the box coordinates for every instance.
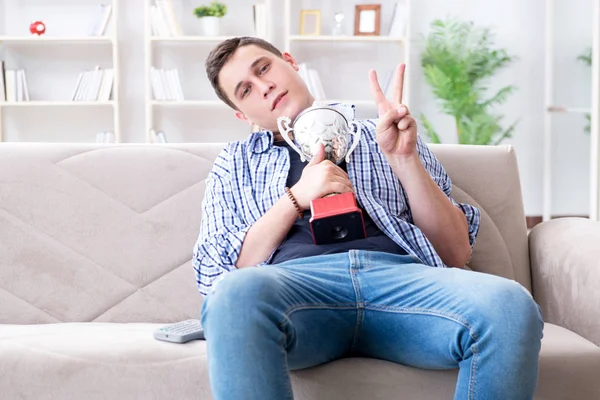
[309,192,367,245]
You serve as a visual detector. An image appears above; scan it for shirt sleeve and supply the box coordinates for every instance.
[192,146,250,296]
[416,135,481,249]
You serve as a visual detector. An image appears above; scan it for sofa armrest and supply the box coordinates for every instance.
[529,218,600,346]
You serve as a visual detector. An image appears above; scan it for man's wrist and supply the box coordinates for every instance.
[386,151,422,175]
[285,187,304,219]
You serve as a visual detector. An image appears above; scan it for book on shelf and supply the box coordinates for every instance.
[0,61,5,102]
[90,4,113,36]
[253,4,268,39]
[150,129,168,143]
[96,131,116,143]
[388,1,407,37]
[151,67,184,101]
[150,0,184,37]
[72,66,114,102]
[297,63,326,102]
[0,65,31,102]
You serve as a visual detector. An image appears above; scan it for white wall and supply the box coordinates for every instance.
[0,0,595,217]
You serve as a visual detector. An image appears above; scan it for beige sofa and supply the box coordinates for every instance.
[0,142,598,400]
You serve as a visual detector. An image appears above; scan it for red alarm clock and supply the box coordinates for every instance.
[30,21,46,36]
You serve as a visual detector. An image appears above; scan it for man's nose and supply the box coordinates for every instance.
[258,80,275,98]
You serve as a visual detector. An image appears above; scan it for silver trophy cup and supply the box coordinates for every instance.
[276,105,361,164]
[276,105,366,245]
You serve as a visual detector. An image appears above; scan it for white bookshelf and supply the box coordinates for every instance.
[144,0,273,143]
[288,35,408,43]
[150,36,232,42]
[1,101,116,107]
[592,0,600,221]
[283,0,411,115]
[0,36,114,44]
[544,0,600,221]
[0,1,120,142]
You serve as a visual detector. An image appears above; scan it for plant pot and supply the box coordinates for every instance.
[201,17,220,36]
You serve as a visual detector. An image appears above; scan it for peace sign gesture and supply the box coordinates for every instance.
[369,64,418,158]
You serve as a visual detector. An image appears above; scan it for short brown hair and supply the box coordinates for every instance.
[205,36,283,110]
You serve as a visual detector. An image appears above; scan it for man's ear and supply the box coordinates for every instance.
[234,111,253,125]
[282,52,300,72]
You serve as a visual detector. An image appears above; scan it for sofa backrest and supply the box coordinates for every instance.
[0,142,530,325]
[0,143,223,324]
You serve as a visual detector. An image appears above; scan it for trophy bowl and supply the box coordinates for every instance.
[276,105,361,164]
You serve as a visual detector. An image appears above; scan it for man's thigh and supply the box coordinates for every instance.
[202,252,363,370]
[350,251,539,368]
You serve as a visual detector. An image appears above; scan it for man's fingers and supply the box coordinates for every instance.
[378,108,402,133]
[369,69,387,108]
[330,181,354,195]
[308,142,325,165]
[397,115,414,131]
[393,64,406,105]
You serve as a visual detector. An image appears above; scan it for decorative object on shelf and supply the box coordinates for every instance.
[578,47,592,134]
[193,1,227,37]
[420,17,518,145]
[29,21,46,36]
[354,4,380,36]
[332,11,344,36]
[299,10,321,36]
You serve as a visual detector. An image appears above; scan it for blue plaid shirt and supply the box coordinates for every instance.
[193,117,481,296]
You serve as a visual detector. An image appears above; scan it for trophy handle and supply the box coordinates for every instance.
[277,116,307,162]
[345,121,362,163]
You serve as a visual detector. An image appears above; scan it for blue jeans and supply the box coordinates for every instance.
[200,250,544,400]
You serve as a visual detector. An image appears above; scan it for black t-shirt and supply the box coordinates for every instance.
[269,141,407,265]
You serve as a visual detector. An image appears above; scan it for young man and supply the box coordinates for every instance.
[193,36,543,400]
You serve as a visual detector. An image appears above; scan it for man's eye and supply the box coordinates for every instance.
[259,64,270,74]
[242,86,251,98]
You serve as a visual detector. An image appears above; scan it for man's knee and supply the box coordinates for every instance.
[475,277,544,341]
[202,267,281,322]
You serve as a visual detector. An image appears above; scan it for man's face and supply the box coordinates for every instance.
[219,45,314,132]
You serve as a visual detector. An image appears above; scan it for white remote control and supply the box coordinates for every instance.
[153,319,205,343]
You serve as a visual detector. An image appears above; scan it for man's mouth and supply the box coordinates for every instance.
[272,91,288,111]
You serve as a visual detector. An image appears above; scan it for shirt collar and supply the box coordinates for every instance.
[249,129,274,154]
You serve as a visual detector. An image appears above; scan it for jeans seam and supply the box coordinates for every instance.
[469,342,478,400]
[364,304,480,342]
[349,251,364,353]
[279,330,294,400]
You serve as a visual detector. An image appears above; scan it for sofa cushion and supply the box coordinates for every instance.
[1,323,597,399]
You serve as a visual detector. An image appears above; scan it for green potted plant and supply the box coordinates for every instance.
[420,18,518,145]
[193,1,227,36]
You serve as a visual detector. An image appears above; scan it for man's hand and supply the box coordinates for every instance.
[369,64,418,159]
[290,144,353,210]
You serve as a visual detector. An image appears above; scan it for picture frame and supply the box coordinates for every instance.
[354,4,381,36]
[299,10,321,36]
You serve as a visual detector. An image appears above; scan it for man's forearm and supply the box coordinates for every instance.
[387,154,471,267]
[235,194,298,268]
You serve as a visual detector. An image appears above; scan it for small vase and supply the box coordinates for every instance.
[201,17,220,36]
